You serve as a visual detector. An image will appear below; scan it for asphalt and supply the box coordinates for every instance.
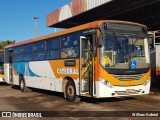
[135,92,160,103]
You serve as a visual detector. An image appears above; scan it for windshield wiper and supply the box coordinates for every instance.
[109,31,126,62]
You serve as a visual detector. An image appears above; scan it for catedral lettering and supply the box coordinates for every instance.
[4,20,151,102]
[57,68,79,74]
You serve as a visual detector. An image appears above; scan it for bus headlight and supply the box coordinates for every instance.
[99,78,114,88]
[144,78,151,86]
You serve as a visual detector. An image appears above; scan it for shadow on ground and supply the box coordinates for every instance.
[11,85,64,98]
[80,96,136,104]
[11,85,136,103]
[0,82,8,86]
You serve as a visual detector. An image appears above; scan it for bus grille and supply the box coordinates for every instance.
[111,74,145,80]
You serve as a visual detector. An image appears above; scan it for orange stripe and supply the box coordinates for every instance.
[0,74,4,77]
[12,68,18,76]
[5,20,146,49]
[99,63,150,86]
[49,59,79,79]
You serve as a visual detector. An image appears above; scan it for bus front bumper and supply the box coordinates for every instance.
[95,78,151,98]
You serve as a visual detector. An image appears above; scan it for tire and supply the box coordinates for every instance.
[19,76,28,92]
[65,80,81,102]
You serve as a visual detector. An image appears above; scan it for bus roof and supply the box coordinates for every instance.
[5,20,146,49]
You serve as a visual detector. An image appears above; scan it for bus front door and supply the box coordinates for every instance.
[80,36,94,96]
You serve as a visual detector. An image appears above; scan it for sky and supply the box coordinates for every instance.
[0,0,72,43]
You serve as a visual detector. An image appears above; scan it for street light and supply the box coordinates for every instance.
[33,16,39,37]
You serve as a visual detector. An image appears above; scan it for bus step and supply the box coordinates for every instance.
[81,93,91,97]
[8,82,13,85]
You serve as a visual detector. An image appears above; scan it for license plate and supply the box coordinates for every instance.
[126,89,136,94]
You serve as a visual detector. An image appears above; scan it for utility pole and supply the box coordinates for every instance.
[33,17,39,37]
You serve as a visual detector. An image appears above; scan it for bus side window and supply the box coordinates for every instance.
[23,44,32,61]
[61,33,79,58]
[46,37,60,60]
[33,41,45,61]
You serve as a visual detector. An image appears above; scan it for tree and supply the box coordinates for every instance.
[0,40,15,50]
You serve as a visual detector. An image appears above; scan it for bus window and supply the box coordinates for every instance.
[33,41,44,52]
[15,46,23,55]
[24,44,32,53]
[46,50,60,60]
[46,37,60,50]
[33,41,45,61]
[61,33,79,58]
[0,62,4,74]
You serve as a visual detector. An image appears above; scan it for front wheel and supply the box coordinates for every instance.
[65,80,81,102]
[19,76,28,92]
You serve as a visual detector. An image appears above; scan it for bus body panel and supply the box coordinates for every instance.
[96,78,150,98]
[4,64,9,83]
[150,44,160,87]
[10,58,150,98]
[97,62,151,86]
[0,74,4,82]
[11,60,81,95]
[156,44,160,77]
[96,65,151,98]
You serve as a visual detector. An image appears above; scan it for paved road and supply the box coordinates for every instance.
[0,82,160,120]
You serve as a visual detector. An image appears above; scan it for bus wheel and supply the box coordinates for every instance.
[19,76,28,92]
[65,80,81,102]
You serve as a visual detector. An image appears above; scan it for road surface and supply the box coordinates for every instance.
[0,82,160,120]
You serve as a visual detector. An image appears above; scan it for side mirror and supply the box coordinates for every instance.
[148,35,155,49]
[99,23,107,46]
[99,34,104,46]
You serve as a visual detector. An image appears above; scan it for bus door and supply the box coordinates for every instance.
[5,49,14,84]
[80,35,96,96]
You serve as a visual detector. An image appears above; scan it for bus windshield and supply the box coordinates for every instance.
[100,31,150,69]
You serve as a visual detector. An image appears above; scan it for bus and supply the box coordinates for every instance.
[148,31,160,88]
[0,50,4,82]
[4,20,151,102]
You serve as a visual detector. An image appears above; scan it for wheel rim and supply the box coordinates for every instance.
[67,85,74,97]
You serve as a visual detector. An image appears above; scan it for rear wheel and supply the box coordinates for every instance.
[19,76,28,92]
[65,80,81,102]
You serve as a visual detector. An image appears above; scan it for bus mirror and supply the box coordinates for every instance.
[148,34,155,49]
[150,40,155,49]
[99,34,104,46]
[99,23,106,46]
[80,36,87,40]
[142,27,147,34]
[80,36,87,45]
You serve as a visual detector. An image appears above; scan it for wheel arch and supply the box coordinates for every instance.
[62,76,75,98]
